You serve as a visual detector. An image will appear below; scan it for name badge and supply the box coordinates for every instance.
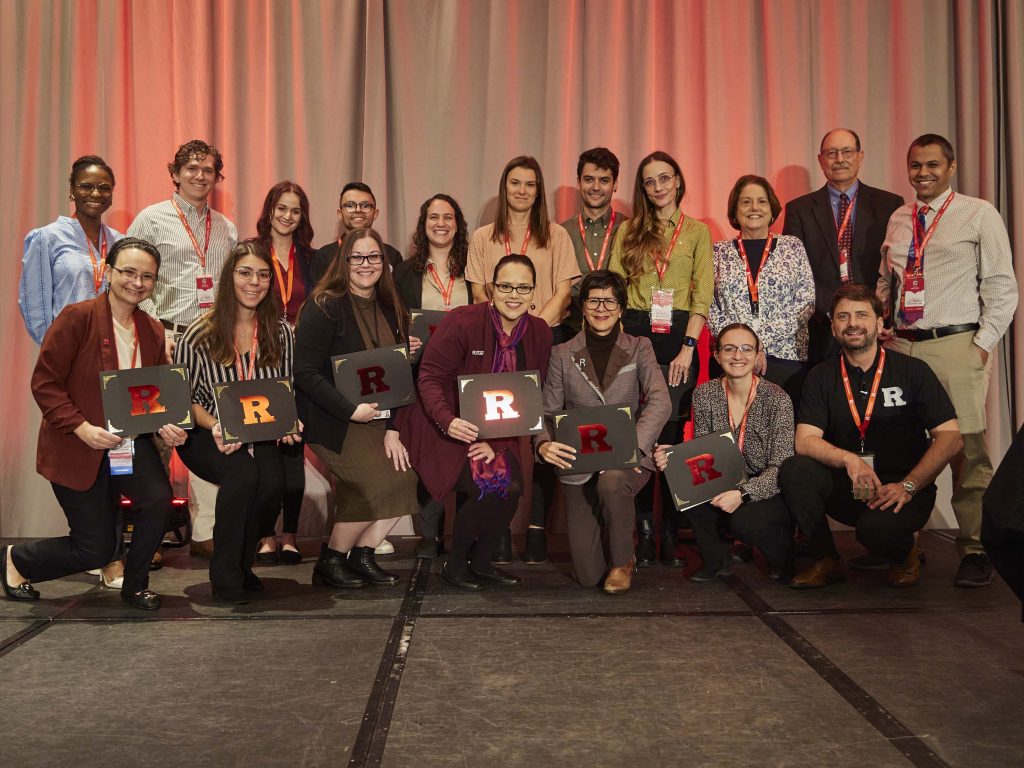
[196,274,215,309]
[902,272,925,323]
[650,288,674,334]
[373,409,391,420]
[852,452,875,501]
[109,437,135,476]
[839,249,851,282]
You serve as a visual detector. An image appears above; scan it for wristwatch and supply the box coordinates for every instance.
[901,480,917,496]
[681,336,698,348]
[740,490,753,505]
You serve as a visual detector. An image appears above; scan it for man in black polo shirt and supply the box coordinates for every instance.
[780,283,961,588]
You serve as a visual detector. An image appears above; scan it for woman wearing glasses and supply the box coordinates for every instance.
[173,241,294,604]
[608,151,714,568]
[535,270,670,594]
[397,255,552,589]
[656,323,795,582]
[294,228,418,590]
[708,175,815,404]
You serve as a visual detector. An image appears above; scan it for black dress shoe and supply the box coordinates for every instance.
[660,549,687,568]
[211,585,250,604]
[469,564,522,585]
[415,537,441,559]
[689,555,733,582]
[441,562,483,590]
[243,571,265,591]
[278,546,303,565]
[523,528,547,564]
[490,529,513,565]
[1,546,40,601]
[149,551,164,571]
[348,546,400,585]
[311,544,367,589]
[120,589,161,610]
[255,550,278,565]
[636,532,656,567]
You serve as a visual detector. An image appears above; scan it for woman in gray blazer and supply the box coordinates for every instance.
[535,271,671,594]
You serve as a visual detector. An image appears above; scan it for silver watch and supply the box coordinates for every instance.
[901,480,917,496]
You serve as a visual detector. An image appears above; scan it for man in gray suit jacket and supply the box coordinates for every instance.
[783,128,903,364]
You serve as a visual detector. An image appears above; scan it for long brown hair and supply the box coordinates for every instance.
[255,180,315,254]
[409,194,469,277]
[619,151,685,280]
[490,155,551,249]
[309,228,409,337]
[193,241,284,368]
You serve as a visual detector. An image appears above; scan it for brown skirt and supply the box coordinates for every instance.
[310,422,418,523]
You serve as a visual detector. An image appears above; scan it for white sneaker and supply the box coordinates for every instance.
[374,539,395,555]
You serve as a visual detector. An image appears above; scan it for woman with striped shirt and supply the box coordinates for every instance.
[173,241,297,604]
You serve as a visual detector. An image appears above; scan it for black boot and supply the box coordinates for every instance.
[490,529,513,565]
[416,537,441,559]
[312,544,367,589]
[348,546,400,585]
[636,518,656,567]
[523,527,547,564]
[660,511,686,568]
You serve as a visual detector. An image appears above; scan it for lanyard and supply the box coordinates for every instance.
[504,226,531,257]
[271,242,296,307]
[655,212,686,282]
[735,233,774,314]
[834,190,857,247]
[426,263,456,310]
[840,348,886,452]
[233,321,259,381]
[909,192,955,271]
[577,211,616,271]
[78,219,108,294]
[724,375,759,453]
[172,198,212,271]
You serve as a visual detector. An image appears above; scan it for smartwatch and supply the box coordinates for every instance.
[740,490,753,505]
[681,336,698,348]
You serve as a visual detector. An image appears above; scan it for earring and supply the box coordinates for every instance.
[530,303,536,311]
[69,194,74,200]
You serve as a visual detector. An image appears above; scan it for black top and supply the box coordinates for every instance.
[798,346,956,483]
[310,240,403,287]
[738,238,770,281]
[584,324,619,386]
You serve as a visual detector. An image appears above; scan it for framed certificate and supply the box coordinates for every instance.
[331,344,415,411]
[457,370,543,439]
[213,378,300,445]
[551,403,640,475]
[99,364,193,436]
[662,430,746,511]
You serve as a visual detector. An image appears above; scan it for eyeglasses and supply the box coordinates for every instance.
[719,344,757,356]
[235,267,273,282]
[75,182,113,196]
[494,282,534,296]
[341,201,376,212]
[641,173,676,191]
[820,147,859,161]
[111,265,157,284]
[583,297,621,310]
[347,252,384,265]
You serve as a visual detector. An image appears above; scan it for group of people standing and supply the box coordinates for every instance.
[4,128,1016,610]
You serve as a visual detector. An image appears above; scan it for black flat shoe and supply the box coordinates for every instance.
[1,546,40,601]
[311,544,366,589]
[523,528,547,564]
[255,550,278,565]
[211,585,250,604]
[469,565,522,585]
[120,589,161,610]
[278,546,303,565]
[441,562,483,590]
[689,554,733,582]
[243,571,265,591]
[149,551,164,571]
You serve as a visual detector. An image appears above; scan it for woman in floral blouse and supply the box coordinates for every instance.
[708,175,815,404]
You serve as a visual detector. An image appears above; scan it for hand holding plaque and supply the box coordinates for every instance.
[457,370,543,439]
[661,431,746,511]
[550,404,640,475]
[331,344,415,411]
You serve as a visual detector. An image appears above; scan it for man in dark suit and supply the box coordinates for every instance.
[310,181,403,285]
[783,128,903,364]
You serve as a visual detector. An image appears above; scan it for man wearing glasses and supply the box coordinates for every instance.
[783,129,903,365]
[310,182,402,285]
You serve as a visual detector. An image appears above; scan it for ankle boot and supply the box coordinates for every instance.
[660,511,686,568]
[312,544,367,589]
[348,546,400,585]
[490,529,513,565]
[523,527,547,564]
[636,518,656,567]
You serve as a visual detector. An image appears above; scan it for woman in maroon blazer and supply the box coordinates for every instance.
[398,254,553,589]
[2,238,186,610]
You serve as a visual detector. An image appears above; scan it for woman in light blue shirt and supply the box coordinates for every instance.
[19,155,123,344]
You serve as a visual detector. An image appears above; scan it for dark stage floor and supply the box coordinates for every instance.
[0,530,1021,768]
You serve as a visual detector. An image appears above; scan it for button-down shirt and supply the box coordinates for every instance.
[129,193,238,326]
[878,188,1017,351]
[561,209,624,282]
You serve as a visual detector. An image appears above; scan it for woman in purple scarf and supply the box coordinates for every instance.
[398,255,552,589]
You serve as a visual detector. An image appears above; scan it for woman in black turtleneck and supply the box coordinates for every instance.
[534,270,670,594]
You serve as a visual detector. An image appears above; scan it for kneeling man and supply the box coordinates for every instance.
[780,283,961,588]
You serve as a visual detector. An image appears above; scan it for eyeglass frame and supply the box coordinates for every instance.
[819,147,860,161]
[234,267,273,282]
[641,173,677,191]
[341,201,377,212]
[111,265,158,284]
[493,282,535,296]
[583,297,621,311]
[346,252,385,265]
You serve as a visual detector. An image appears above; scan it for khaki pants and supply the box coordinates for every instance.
[887,332,993,555]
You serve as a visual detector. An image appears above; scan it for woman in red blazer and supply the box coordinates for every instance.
[2,238,186,610]
[398,254,553,589]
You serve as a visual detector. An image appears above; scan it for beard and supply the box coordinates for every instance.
[838,326,876,352]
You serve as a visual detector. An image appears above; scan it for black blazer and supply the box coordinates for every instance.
[310,240,403,287]
[293,293,403,451]
[393,258,473,311]
[783,182,904,317]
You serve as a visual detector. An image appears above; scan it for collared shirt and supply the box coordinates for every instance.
[798,347,956,482]
[561,209,624,280]
[826,180,860,228]
[607,207,714,315]
[878,188,1017,351]
[19,216,123,344]
[129,192,238,327]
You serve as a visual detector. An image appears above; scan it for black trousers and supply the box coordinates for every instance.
[261,439,305,536]
[449,455,523,572]
[176,429,284,590]
[12,436,172,595]
[780,455,935,562]
[689,494,794,572]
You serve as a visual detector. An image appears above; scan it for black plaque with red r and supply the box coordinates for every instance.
[331,344,415,411]
[551,404,640,475]
[99,364,194,437]
[662,430,746,511]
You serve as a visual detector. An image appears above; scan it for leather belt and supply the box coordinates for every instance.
[160,319,190,335]
[894,323,979,342]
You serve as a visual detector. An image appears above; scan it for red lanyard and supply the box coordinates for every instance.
[577,211,616,271]
[504,226,531,257]
[272,242,296,307]
[835,190,857,247]
[724,376,759,452]
[234,321,259,381]
[909,192,955,271]
[655,212,686,282]
[840,348,886,452]
[735,232,773,313]
[426,263,456,310]
[172,198,212,271]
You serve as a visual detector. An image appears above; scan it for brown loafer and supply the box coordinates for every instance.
[189,539,214,559]
[603,559,635,595]
[789,556,846,589]
[888,542,921,588]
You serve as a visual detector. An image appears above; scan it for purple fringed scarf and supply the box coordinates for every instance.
[470,305,530,498]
